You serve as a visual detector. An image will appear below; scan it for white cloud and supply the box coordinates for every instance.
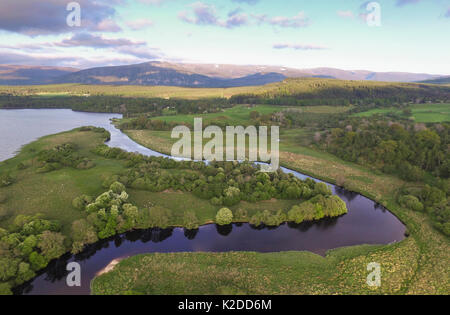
[337,10,354,19]
[273,43,328,50]
[253,11,310,28]
[178,2,248,28]
[126,18,155,30]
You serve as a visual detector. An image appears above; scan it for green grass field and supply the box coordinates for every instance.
[354,103,450,122]
[92,238,422,295]
[0,129,127,235]
[0,83,258,99]
[2,78,448,101]
[149,105,283,125]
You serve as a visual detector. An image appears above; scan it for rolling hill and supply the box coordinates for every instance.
[0,61,447,87]
[0,65,78,85]
[55,62,288,88]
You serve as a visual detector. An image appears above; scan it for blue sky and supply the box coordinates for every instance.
[0,0,449,74]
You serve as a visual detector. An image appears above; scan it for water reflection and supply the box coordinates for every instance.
[216,224,233,236]
[16,216,406,295]
[184,228,199,240]
[334,187,359,202]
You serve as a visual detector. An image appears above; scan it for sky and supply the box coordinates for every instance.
[0,0,449,74]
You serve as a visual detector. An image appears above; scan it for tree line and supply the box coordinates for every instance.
[315,116,449,236]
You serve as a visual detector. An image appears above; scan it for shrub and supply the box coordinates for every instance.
[288,205,304,224]
[285,185,302,199]
[131,178,146,190]
[216,208,233,226]
[28,252,48,271]
[0,174,14,187]
[441,222,450,236]
[223,187,241,206]
[38,231,66,260]
[86,203,100,213]
[140,206,172,229]
[123,204,138,220]
[0,228,7,238]
[16,162,27,170]
[183,211,199,230]
[0,283,12,295]
[234,208,248,221]
[71,219,98,254]
[18,235,37,256]
[301,186,312,199]
[210,197,223,206]
[0,257,19,282]
[102,175,120,189]
[110,181,126,194]
[313,182,332,196]
[98,216,118,239]
[323,195,348,216]
[336,175,346,187]
[421,185,446,206]
[399,195,424,212]
[21,219,61,236]
[310,195,348,218]
[95,191,115,208]
[297,201,317,221]
[249,212,263,227]
[262,210,286,226]
[76,159,95,170]
[36,163,60,173]
[72,195,92,210]
[12,262,34,287]
[398,163,424,182]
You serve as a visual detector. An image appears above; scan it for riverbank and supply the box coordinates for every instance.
[91,239,420,295]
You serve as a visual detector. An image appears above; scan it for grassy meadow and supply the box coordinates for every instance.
[92,237,422,295]
[144,104,352,125]
[0,130,127,235]
[1,78,448,101]
[354,103,450,123]
[146,104,282,125]
[0,83,257,100]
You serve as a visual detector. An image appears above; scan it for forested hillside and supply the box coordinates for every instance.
[231,78,450,106]
[1,79,449,115]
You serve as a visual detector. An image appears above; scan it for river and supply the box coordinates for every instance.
[0,109,406,295]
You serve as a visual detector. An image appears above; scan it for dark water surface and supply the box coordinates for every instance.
[0,109,406,295]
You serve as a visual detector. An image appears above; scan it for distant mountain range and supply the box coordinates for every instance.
[0,62,446,87]
[0,65,78,85]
